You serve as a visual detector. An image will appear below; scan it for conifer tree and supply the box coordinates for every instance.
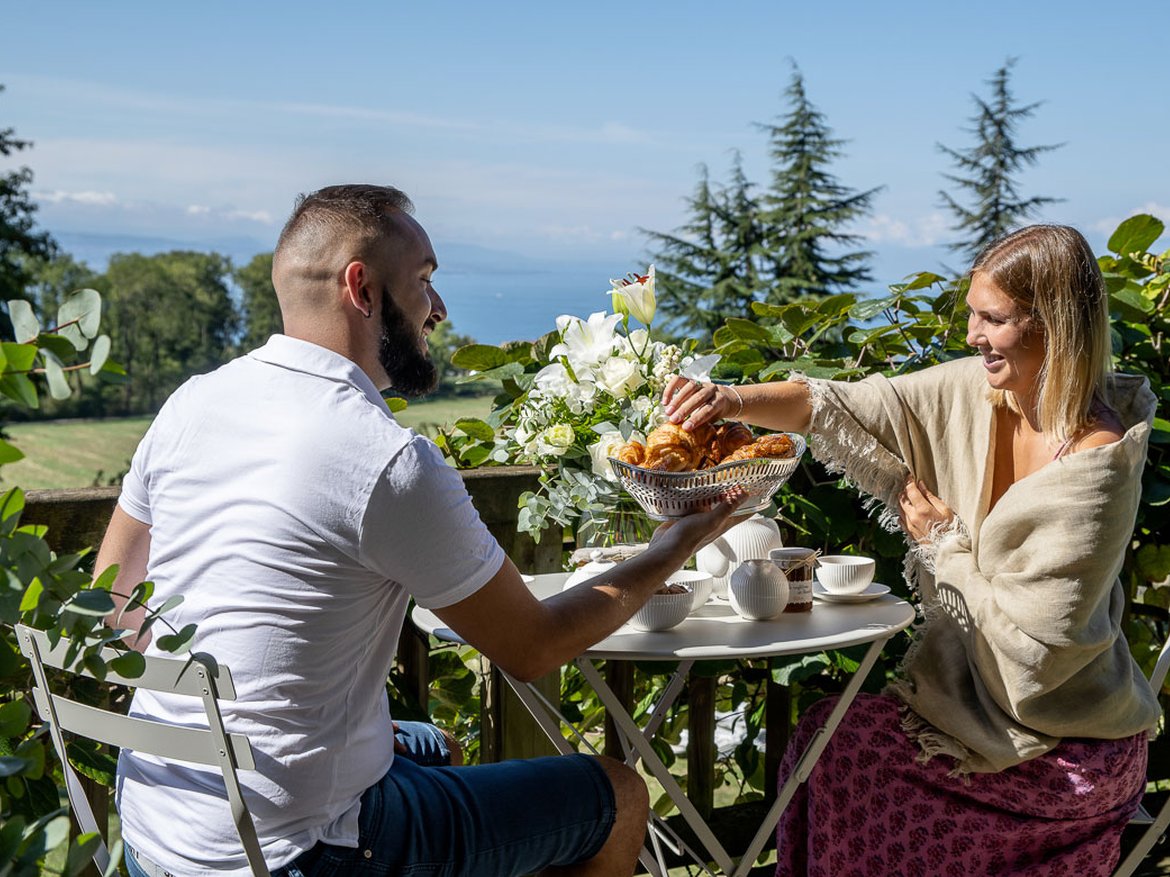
[938,59,1063,261]
[757,69,880,301]
[644,155,770,340]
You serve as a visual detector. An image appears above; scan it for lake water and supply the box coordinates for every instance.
[435,266,625,345]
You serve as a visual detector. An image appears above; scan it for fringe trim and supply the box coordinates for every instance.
[792,374,905,534]
[887,683,975,779]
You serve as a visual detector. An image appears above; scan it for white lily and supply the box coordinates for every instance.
[680,353,721,382]
[550,311,623,372]
[609,265,656,326]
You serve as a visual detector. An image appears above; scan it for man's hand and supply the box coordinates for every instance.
[647,487,747,558]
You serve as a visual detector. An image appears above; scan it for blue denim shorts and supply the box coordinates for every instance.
[274,722,615,877]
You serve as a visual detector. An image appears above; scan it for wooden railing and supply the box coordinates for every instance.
[24,471,789,869]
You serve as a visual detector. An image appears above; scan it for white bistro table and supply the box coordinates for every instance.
[411,572,915,877]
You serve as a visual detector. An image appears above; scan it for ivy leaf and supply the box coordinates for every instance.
[7,300,40,343]
[0,700,31,737]
[451,344,508,371]
[1137,545,1170,583]
[0,439,24,465]
[1108,214,1164,257]
[459,445,492,468]
[454,418,496,441]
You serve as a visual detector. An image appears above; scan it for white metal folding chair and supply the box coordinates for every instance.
[1114,629,1170,877]
[16,624,270,877]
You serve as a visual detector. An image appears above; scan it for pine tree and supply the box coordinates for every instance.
[757,69,881,301]
[0,84,56,309]
[644,155,771,340]
[938,59,1063,261]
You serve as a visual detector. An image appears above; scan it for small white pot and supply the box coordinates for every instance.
[666,569,714,611]
[629,589,693,631]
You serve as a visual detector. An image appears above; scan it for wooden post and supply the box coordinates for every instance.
[687,670,717,820]
[764,677,791,803]
[604,662,635,760]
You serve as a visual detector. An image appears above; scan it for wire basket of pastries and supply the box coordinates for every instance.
[608,421,806,520]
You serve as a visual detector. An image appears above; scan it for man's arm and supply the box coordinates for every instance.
[95,505,153,649]
[433,496,740,682]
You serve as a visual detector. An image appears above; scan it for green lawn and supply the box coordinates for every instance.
[3,395,495,490]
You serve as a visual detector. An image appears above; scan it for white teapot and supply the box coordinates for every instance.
[696,514,783,597]
[563,553,618,591]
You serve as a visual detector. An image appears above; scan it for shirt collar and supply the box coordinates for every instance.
[248,335,387,409]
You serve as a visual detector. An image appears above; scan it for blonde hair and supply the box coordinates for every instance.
[971,224,1112,444]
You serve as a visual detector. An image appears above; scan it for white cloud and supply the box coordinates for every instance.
[186,204,211,215]
[225,209,274,224]
[1093,202,1170,237]
[859,211,950,247]
[34,189,118,206]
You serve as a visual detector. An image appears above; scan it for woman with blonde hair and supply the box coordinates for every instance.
[664,224,1160,875]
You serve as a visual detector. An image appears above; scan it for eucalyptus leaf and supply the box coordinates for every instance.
[157,622,197,654]
[0,700,31,737]
[7,299,40,343]
[66,589,116,616]
[0,373,40,409]
[42,350,72,401]
[58,288,103,340]
[109,650,147,679]
[89,334,112,374]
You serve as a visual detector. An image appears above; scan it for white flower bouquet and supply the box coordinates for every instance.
[447,266,718,542]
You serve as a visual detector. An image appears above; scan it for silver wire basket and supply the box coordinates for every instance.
[608,433,806,521]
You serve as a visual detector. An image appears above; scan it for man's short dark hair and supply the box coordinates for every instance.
[275,184,415,260]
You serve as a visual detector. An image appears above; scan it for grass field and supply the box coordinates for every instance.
[3,394,495,490]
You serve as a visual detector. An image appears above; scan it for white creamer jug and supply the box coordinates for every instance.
[563,554,619,591]
[728,558,789,620]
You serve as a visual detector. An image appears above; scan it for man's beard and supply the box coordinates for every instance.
[378,287,438,397]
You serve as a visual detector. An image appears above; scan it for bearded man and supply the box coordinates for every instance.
[96,184,739,877]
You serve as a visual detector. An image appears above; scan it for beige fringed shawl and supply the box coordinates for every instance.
[798,356,1160,774]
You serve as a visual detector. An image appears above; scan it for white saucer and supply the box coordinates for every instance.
[812,581,891,603]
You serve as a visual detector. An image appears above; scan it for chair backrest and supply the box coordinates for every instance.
[15,624,270,877]
[1113,624,1170,877]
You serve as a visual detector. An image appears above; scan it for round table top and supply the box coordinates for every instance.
[410,572,916,662]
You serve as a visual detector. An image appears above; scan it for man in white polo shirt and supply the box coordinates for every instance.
[97,184,741,877]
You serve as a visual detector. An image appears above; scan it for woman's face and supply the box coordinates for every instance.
[965,272,1046,396]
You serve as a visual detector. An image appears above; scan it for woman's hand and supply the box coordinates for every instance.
[662,376,738,431]
[897,478,955,543]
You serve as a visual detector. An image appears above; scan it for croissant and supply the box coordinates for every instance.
[643,422,707,471]
[705,422,754,466]
[615,440,645,466]
[721,432,797,463]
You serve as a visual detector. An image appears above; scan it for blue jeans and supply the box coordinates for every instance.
[127,722,615,877]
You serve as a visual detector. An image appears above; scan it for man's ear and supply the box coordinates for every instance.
[342,261,373,318]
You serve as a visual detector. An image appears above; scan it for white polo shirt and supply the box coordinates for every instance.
[115,335,505,874]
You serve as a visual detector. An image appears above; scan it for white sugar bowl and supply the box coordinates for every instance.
[728,559,789,621]
[666,569,714,611]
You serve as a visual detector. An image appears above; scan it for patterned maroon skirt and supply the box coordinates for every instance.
[775,693,1147,876]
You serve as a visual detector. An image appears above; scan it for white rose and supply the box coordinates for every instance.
[597,356,645,399]
[587,430,630,481]
[535,423,575,456]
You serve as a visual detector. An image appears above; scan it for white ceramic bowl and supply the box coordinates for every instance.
[629,588,693,631]
[728,559,789,621]
[667,569,714,611]
[816,555,876,595]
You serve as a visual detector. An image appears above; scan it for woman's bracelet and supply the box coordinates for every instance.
[727,385,745,420]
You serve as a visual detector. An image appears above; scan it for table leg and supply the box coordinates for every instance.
[731,636,889,877]
[577,659,736,875]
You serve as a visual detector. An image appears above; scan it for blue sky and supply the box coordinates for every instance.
[3,0,1168,285]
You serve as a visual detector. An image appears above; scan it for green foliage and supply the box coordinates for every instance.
[938,59,1063,261]
[0,288,189,874]
[235,252,282,350]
